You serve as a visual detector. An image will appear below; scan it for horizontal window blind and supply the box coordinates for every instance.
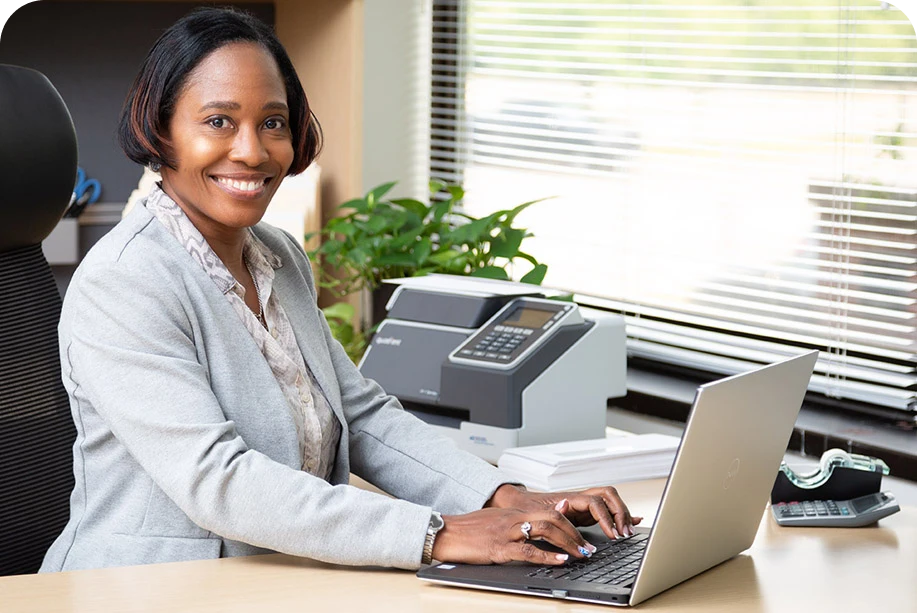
[430,0,917,417]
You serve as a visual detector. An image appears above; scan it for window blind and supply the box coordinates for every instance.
[430,0,917,418]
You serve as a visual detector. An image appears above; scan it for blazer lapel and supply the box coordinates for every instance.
[270,264,346,427]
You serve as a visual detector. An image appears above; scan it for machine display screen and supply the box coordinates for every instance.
[852,494,881,514]
[503,306,554,329]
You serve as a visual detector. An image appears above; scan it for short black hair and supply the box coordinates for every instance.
[118,6,321,175]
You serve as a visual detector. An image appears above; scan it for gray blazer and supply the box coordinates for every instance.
[40,203,506,572]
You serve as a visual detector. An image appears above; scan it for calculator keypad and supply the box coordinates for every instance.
[774,500,847,518]
[771,492,898,527]
[457,325,535,362]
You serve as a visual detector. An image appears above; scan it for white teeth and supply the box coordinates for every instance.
[216,177,264,192]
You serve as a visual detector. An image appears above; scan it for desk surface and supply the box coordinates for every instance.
[2,479,915,613]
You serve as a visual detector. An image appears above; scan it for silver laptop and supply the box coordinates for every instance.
[417,351,818,606]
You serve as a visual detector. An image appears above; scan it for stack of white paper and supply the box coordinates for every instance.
[497,433,680,492]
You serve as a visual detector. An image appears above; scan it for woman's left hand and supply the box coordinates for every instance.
[485,484,642,540]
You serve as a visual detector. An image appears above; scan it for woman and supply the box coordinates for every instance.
[40,7,639,572]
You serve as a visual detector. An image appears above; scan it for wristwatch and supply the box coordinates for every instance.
[421,511,444,565]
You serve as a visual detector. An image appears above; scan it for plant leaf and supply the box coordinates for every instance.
[427,249,465,265]
[446,215,498,244]
[334,223,357,237]
[324,217,348,232]
[431,198,451,222]
[336,325,354,344]
[489,228,525,258]
[356,216,388,235]
[366,181,397,208]
[319,239,344,255]
[470,266,509,280]
[520,263,548,285]
[412,237,432,265]
[390,198,429,218]
[389,226,425,250]
[322,301,355,322]
[347,247,370,265]
[514,251,540,266]
[376,253,418,267]
[429,178,447,195]
[338,197,368,213]
[504,196,552,223]
[446,184,465,203]
[375,208,409,233]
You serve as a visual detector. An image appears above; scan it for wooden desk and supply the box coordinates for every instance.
[2,479,914,612]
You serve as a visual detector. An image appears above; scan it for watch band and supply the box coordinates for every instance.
[421,511,444,565]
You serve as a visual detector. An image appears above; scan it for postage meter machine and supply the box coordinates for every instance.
[358,275,627,463]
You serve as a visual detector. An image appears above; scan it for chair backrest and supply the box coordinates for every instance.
[0,64,79,575]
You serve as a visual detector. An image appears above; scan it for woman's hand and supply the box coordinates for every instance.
[486,484,643,540]
[430,507,597,565]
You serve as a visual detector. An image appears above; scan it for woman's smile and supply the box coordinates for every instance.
[211,173,273,199]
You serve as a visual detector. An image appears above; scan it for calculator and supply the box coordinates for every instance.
[771,492,900,527]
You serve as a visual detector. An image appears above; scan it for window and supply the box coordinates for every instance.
[430,0,917,419]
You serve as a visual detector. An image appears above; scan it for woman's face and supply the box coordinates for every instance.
[159,41,294,239]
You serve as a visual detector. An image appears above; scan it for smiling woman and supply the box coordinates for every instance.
[156,41,294,314]
[38,6,642,576]
[116,11,320,318]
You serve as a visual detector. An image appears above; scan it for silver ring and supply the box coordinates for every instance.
[520,521,532,540]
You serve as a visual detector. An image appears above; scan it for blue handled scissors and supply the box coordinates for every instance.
[66,167,102,217]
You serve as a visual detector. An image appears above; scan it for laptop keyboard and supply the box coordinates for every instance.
[526,533,648,586]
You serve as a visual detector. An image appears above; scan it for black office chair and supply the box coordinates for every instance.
[0,64,79,575]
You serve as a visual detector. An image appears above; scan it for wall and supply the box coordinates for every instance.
[361,0,432,199]
[273,0,363,310]
[275,0,363,223]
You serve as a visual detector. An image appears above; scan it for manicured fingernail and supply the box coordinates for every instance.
[626,525,635,536]
[611,527,620,539]
[554,499,568,512]
[585,542,597,553]
[556,553,569,561]
[578,546,592,557]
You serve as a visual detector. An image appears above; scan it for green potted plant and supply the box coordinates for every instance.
[310,179,550,343]
[309,179,548,293]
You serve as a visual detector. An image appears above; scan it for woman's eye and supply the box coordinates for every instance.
[208,117,228,129]
[265,117,286,130]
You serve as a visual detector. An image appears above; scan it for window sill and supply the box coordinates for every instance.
[617,367,917,483]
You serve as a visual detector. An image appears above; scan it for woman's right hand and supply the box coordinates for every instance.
[430,506,595,565]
